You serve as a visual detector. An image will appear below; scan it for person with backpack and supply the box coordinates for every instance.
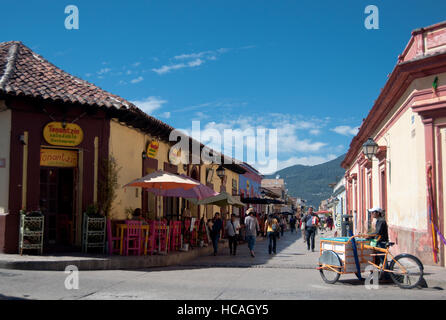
[264,214,279,254]
[304,207,319,252]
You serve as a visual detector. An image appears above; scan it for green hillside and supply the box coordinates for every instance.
[267,154,346,208]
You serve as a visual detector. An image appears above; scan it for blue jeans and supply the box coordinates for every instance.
[247,235,256,251]
[212,235,220,254]
[267,232,276,254]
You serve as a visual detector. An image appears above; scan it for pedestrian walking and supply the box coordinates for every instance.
[304,207,319,252]
[244,208,260,257]
[210,212,223,256]
[264,214,279,254]
[225,214,239,255]
[327,215,334,231]
[280,215,287,236]
[300,213,306,242]
[289,215,296,233]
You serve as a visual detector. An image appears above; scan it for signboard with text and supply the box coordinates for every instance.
[40,148,78,168]
[43,122,84,147]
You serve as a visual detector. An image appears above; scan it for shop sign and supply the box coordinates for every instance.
[40,148,78,168]
[43,122,83,147]
[146,140,159,158]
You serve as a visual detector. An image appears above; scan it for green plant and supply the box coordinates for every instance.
[98,155,121,218]
[86,204,99,216]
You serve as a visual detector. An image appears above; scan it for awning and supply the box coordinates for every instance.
[241,197,285,205]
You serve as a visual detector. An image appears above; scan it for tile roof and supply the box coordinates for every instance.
[0,41,174,138]
[0,41,248,172]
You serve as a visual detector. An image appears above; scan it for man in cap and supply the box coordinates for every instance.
[366,207,388,248]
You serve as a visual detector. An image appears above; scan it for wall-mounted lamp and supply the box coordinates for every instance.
[362,137,379,160]
[216,165,225,179]
[19,135,26,145]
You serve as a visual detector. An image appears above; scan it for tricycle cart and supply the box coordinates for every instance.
[317,234,424,289]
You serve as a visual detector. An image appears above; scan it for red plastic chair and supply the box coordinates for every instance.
[124,220,142,256]
[107,219,121,255]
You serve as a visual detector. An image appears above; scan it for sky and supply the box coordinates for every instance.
[2,1,446,174]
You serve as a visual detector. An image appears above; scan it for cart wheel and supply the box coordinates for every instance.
[388,254,424,289]
[318,250,342,284]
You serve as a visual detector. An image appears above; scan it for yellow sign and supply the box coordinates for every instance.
[43,122,83,147]
[146,140,159,158]
[40,148,78,167]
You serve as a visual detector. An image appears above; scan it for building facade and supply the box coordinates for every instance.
[342,21,446,267]
[0,41,246,253]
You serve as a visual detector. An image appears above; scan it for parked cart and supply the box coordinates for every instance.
[317,234,424,289]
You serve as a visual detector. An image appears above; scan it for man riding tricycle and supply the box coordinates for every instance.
[317,208,424,289]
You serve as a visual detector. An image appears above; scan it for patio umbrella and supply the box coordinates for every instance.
[139,174,218,200]
[124,170,199,192]
[189,191,245,208]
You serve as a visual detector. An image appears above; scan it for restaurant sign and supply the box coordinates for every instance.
[40,148,78,168]
[43,122,83,147]
[146,140,159,158]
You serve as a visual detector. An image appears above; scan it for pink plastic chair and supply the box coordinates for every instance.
[107,219,121,255]
[170,221,182,251]
[156,221,169,253]
[124,220,142,256]
[145,220,156,255]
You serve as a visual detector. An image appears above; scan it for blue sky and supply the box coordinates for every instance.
[2,1,446,173]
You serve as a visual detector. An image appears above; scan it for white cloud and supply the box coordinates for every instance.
[332,125,359,136]
[153,47,241,75]
[277,154,338,171]
[310,129,321,135]
[152,63,187,75]
[131,96,167,114]
[97,68,111,75]
[132,62,141,67]
[160,112,171,119]
[130,76,144,84]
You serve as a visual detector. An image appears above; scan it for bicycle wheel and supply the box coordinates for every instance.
[319,250,342,284]
[388,254,424,289]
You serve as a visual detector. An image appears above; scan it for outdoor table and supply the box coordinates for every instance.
[116,223,150,255]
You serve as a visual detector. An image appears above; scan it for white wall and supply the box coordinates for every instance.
[0,105,11,214]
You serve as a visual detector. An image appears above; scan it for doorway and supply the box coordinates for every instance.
[39,167,76,251]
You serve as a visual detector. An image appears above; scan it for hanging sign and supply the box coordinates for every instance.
[146,140,159,158]
[43,122,83,147]
[40,148,78,167]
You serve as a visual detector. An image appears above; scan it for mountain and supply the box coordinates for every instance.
[267,154,346,208]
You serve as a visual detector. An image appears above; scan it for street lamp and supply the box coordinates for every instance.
[362,137,379,160]
[216,165,225,179]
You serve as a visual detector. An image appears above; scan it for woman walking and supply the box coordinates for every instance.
[264,214,279,254]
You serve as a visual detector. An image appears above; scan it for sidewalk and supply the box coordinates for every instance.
[0,241,231,271]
